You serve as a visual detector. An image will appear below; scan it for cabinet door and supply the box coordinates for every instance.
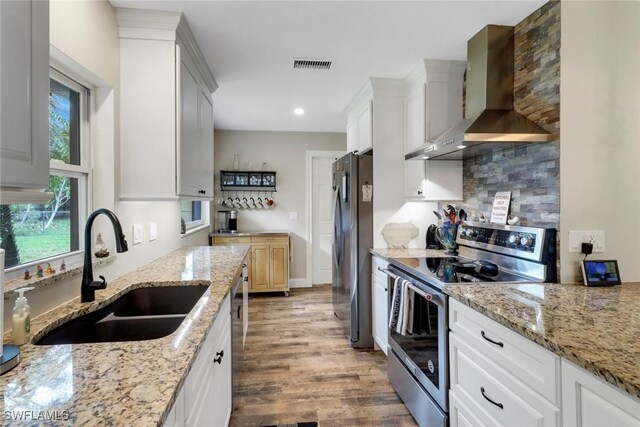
[0,0,50,189]
[404,161,426,200]
[346,119,357,153]
[404,83,426,154]
[269,244,289,290]
[250,244,270,290]
[211,316,232,425]
[356,101,372,153]
[424,161,463,201]
[371,257,389,354]
[562,360,640,427]
[197,89,214,197]
[177,47,201,198]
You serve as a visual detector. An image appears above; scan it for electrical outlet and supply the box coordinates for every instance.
[132,224,143,245]
[149,223,157,241]
[568,230,605,253]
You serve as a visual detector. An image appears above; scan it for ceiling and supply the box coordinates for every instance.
[110,1,547,133]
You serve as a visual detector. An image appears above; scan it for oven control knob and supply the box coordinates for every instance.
[509,234,518,244]
[521,236,534,247]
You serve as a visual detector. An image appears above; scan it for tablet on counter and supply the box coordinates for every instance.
[580,260,621,286]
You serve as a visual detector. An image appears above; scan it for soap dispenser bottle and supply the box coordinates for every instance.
[12,287,34,345]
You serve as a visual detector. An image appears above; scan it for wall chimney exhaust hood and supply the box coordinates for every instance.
[406,25,552,161]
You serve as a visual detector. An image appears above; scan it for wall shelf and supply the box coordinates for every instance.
[220,170,277,191]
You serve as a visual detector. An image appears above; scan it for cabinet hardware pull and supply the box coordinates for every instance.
[214,350,224,364]
[417,190,423,195]
[480,387,504,409]
[237,305,241,319]
[481,330,504,347]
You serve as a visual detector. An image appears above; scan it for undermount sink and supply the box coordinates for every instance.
[35,285,208,345]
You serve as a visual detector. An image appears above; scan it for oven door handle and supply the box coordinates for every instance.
[379,267,445,305]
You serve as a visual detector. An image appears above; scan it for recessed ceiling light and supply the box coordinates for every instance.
[294,108,304,115]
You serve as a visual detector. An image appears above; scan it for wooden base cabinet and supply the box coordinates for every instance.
[164,294,232,427]
[212,235,290,295]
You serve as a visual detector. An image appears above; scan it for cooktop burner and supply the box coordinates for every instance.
[390,256,535,288]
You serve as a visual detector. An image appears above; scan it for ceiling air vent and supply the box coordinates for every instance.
[293,59,332,70]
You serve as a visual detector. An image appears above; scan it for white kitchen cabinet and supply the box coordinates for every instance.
[345,94,373,154]
[0,0,50,192]
[371,256,389,354]
[164,294,232,427]
[449,299,561,427]
[403,60,465,201]
[562,359,640,427]
[356,101,373,153]
[117,8,217,201]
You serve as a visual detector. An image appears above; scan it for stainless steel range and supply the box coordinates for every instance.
[379,222,557,427]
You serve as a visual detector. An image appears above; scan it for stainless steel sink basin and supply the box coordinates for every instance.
[35,285,208,345]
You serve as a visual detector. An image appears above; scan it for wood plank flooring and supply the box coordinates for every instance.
[230,285,417,427]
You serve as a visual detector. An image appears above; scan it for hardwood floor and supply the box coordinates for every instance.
[230,285,417,427]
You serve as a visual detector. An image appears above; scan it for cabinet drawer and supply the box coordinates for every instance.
[214,236,251,244]
[449,299,560,405]
[251,235,289,243]
[450,333,560,427]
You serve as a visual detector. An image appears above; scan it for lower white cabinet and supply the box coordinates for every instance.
[371,256,389,354]
[164,294,232,427]
[449,299,561,427]
[562,359,640,427]
[450,299,640,427]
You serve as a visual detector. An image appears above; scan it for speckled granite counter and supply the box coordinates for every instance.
[0,245,249,426]
[445,282,640,399]
[369,248,447,260]
[209,230,290,237]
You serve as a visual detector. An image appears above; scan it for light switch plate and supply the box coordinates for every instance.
[149,223,157,241]
[132,224,143,245]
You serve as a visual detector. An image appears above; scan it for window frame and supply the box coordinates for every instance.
[181,200,209,232]
[3,68,92,277]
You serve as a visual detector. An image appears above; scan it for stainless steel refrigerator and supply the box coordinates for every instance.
[332,152,374,348]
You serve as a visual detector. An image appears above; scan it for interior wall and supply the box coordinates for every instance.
[213,130,346,283]
[560,1,640,282]
[3,0,210,329]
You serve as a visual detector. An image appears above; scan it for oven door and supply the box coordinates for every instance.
[387,267,448,412]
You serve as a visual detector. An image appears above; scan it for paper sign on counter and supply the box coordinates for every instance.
[490,191,511,224]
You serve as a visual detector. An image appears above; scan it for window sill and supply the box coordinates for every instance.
[3,255,116,301]
[181,224,210,238]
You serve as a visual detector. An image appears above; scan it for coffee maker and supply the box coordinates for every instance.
[217,210,238,233]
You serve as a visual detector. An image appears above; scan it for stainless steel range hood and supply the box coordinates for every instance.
[406,25,552,161]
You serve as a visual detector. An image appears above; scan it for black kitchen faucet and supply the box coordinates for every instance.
[81,208,128,302]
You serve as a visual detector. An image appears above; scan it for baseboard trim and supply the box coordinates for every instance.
[290,278,312,288]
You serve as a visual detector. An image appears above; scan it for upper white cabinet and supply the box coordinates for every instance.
[117,8,217,201]
[0,0,51,196]
[346,92,373,154]
[403,60,466,201]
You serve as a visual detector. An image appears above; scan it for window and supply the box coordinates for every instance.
[180,201,208,233]
[0,69,90,270]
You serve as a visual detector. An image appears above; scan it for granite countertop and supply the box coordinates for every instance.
[0,245,249,426]
[445,282,640,399]
[370,248,447,261]
[209,230,290,237]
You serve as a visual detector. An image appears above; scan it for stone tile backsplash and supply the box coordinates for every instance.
[440,0,560,231]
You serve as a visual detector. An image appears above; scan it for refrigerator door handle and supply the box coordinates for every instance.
[332,188,342,270]
[350,270,358,342]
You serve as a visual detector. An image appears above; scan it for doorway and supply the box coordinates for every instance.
[306,150,345,286]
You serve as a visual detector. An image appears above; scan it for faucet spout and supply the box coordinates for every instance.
[81,208,128,302]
